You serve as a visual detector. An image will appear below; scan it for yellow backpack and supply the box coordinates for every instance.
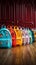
[32,29,36,41]
[14,26,22,46]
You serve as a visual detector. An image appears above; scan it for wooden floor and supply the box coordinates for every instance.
[0,42,36,65]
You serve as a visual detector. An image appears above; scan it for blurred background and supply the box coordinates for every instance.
[0,0,36,28]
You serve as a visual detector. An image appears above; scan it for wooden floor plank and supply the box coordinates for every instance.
[0,42,36,65]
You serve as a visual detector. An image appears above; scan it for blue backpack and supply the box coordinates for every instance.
[0,26,12,48]
[27,28,34,44]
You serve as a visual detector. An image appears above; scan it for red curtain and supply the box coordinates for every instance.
[0,3,36,28]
